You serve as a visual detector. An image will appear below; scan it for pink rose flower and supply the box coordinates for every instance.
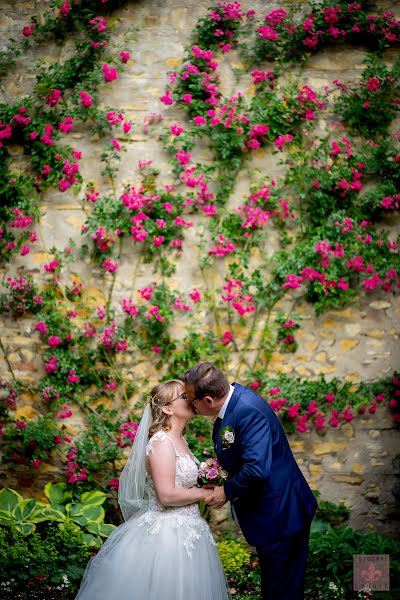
[102,64,118,82]
[48,335,62,347]
[193,115,207,126]
[79,91,93,107]
[119,51,130,63]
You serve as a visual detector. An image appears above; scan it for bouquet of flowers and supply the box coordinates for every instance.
[197,457,229,487]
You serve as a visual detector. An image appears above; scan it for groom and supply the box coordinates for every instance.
[183,362,317,600]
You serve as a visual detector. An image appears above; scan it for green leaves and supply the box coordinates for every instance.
[80,489,108,507]
[335,55,400,139]
[85,522,115,537]
[0,484,115,548]
[43,483,114,546]
[0,488,21,513]
[0,520,90,589]
[44,482,72,505]
[0,489,48,535]
[307,525,400,598]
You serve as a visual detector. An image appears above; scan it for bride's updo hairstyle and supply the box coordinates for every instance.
[148,379,184,438]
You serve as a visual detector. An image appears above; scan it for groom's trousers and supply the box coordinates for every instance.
[256,525,311,600]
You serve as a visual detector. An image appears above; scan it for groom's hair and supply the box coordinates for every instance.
[182,362,229,400]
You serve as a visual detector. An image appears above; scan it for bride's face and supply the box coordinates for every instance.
[168,386,196,420]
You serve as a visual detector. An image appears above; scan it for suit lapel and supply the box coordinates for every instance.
[222,382,241,422]
[214,383,243,454]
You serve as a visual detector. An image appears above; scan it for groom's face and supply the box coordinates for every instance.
[184,383,218,417]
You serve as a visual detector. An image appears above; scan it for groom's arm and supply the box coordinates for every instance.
[223,407,272,503]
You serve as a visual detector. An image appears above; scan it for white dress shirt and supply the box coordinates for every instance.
[218,384,235,419]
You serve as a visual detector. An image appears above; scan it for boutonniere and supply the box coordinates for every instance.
[220,426,235,448]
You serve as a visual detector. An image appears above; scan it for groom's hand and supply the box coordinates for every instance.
[206,485,227,508]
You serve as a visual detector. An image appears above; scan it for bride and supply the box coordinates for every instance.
[75,379,230,600]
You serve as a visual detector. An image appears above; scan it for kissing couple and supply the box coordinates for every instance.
[75,362,317,600]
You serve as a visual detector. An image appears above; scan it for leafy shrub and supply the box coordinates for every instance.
[305,526,400,599]
[217,537,261,596]
[0,521,89,591]
[217,538,251,577]
[0,485,116,548]
[185,414,214,460]
[316,499,350,528]
[334,55,400,138]
[220,526,400,599]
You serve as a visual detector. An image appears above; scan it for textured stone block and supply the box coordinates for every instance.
[309,464,322,478]
[332,474,364,485]
[339,339,359,351]
[306,339,319,351]
[366,329,385,339]
[312,442,348,455]
[295,366,312,377]
[289,441,304,453]
[352,463,364,475]
[16,405,38,420]
[315,365,337,375]
[321,318,337,329]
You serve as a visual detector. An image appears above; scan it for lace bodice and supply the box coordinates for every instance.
[138,430,215,557]
[145,430,199,510]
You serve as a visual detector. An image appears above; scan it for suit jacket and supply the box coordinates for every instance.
[214,383,317,547]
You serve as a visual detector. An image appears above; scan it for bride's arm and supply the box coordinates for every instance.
[148,438,211,507]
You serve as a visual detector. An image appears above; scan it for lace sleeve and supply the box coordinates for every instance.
[146,431,177,457]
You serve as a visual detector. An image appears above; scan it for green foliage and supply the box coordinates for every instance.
[0,489,49,536]
[283,132,400,228]
[0,521,89,590]
[193,3,243,52]
[217,538,251,578]
[2,414,61,467]
[0,485,116,548]
[306,526,400,599]
[334,55,400,138]
[242,370,399,433]
[28,0,126,46]
[73,410,125,483]
[185,414,214,460]
[166,64,326,205]
[275,312,300,353]
[218,524,400,599]
[249,76,326,139]
[317,499,351,527]
[217,536,262,597]
[42,483,116,547]
[312,491,351,529]
[245,0,398,66]
[0,0,132,266]
[166,330,220,379]
[0,276,42,318]
[122,281,177,354]
[274,211,399,315]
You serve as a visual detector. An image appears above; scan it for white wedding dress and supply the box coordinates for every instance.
[75,431,230,600]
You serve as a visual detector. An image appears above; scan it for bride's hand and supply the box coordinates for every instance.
[199,487,214,502]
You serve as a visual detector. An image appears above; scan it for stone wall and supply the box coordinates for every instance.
[0,0,399,538]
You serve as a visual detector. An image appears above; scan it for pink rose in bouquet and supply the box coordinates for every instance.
[197,457,228,486]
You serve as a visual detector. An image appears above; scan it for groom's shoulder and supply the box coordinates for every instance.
[234,383,269,412]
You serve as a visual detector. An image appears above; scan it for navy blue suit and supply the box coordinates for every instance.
[214,383,317,599]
